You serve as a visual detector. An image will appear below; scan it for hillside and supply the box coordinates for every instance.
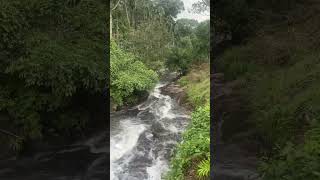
[213,0,320,179]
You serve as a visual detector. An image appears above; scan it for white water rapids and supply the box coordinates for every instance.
[110,81,190,180]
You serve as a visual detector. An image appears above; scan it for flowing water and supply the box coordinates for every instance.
[0,132,107,180]
[110,79,190,180]
[0,75,188,180]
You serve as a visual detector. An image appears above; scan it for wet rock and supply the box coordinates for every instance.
[160,83,188,108]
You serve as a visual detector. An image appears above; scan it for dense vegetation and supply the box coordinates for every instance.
[110,0,183,109]
[214,0,320,179]
[111,0,210,179]
[110,0,209,107]
[111,0,183,71]
[166,64,210,180]
[166,19,209,75]
[110,40,158,108]
[0,0,107,153]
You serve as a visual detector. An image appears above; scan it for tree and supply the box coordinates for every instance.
[110,40,158,107]
[166,19,209,74]
[111,0,185,71]
[174,18,199,38]
[192,0,210,14]
[154,0,185,18]
[0,0,107,144]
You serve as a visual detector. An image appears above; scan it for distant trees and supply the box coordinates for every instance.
[192,0,210,14]
[111,0,184,71]
[111,0,211,76]
[213,0,299,43]
[166,19,209,75]
[110,0,185,109]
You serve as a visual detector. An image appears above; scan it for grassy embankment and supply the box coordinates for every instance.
[215,6,320,179]
[166,63,210,180]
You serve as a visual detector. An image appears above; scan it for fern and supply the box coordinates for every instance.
[197,157,210,178]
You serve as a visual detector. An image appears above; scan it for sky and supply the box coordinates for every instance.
[176,0,209,22]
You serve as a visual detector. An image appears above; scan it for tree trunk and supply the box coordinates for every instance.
[110,12,113,38]
[124,2,131,28]
[111,0,122,38]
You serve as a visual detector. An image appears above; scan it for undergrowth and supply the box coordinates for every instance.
[166,63,210,180]
[216,20,320,179]
[178,64,210,107]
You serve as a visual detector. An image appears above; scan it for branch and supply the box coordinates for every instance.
[112,0,121,11]
[202,0,210,7]
[0,129,21,139]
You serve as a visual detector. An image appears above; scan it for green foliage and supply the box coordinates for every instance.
[213,0,299,42]
[154,0,184,18]
[214,0,254,42]
[166,104,210,180]
[193,20,210,59]
[247,52,320,149]
[166,20,209,74]
[197,157,210,178]
[111,0,182,71]
[178,64,210,107]
[167,36,194,74]
[120,21,172,71]
[260,122,320,180]
[174,19,199,38]
[0,0,107,142]
[217,22,320,178]
[214,45,261,81]
[110,40,158,107]
[166,64,210,179]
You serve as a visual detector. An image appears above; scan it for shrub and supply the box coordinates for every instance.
[110,40,158,107]
[0,0,107,146]
[260,122,320,180]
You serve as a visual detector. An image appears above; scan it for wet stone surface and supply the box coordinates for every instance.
[110,76,190,180]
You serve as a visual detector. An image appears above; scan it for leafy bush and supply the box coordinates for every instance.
[110,40,158,107]
[166,36,195,74]
[0,0,107,144]
[260,122,320,180]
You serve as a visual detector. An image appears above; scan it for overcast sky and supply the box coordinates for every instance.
[176,0,209,22]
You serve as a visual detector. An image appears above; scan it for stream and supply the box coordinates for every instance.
[0,132,107,180]
[110,76,190,180]
[0,75,188,180]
